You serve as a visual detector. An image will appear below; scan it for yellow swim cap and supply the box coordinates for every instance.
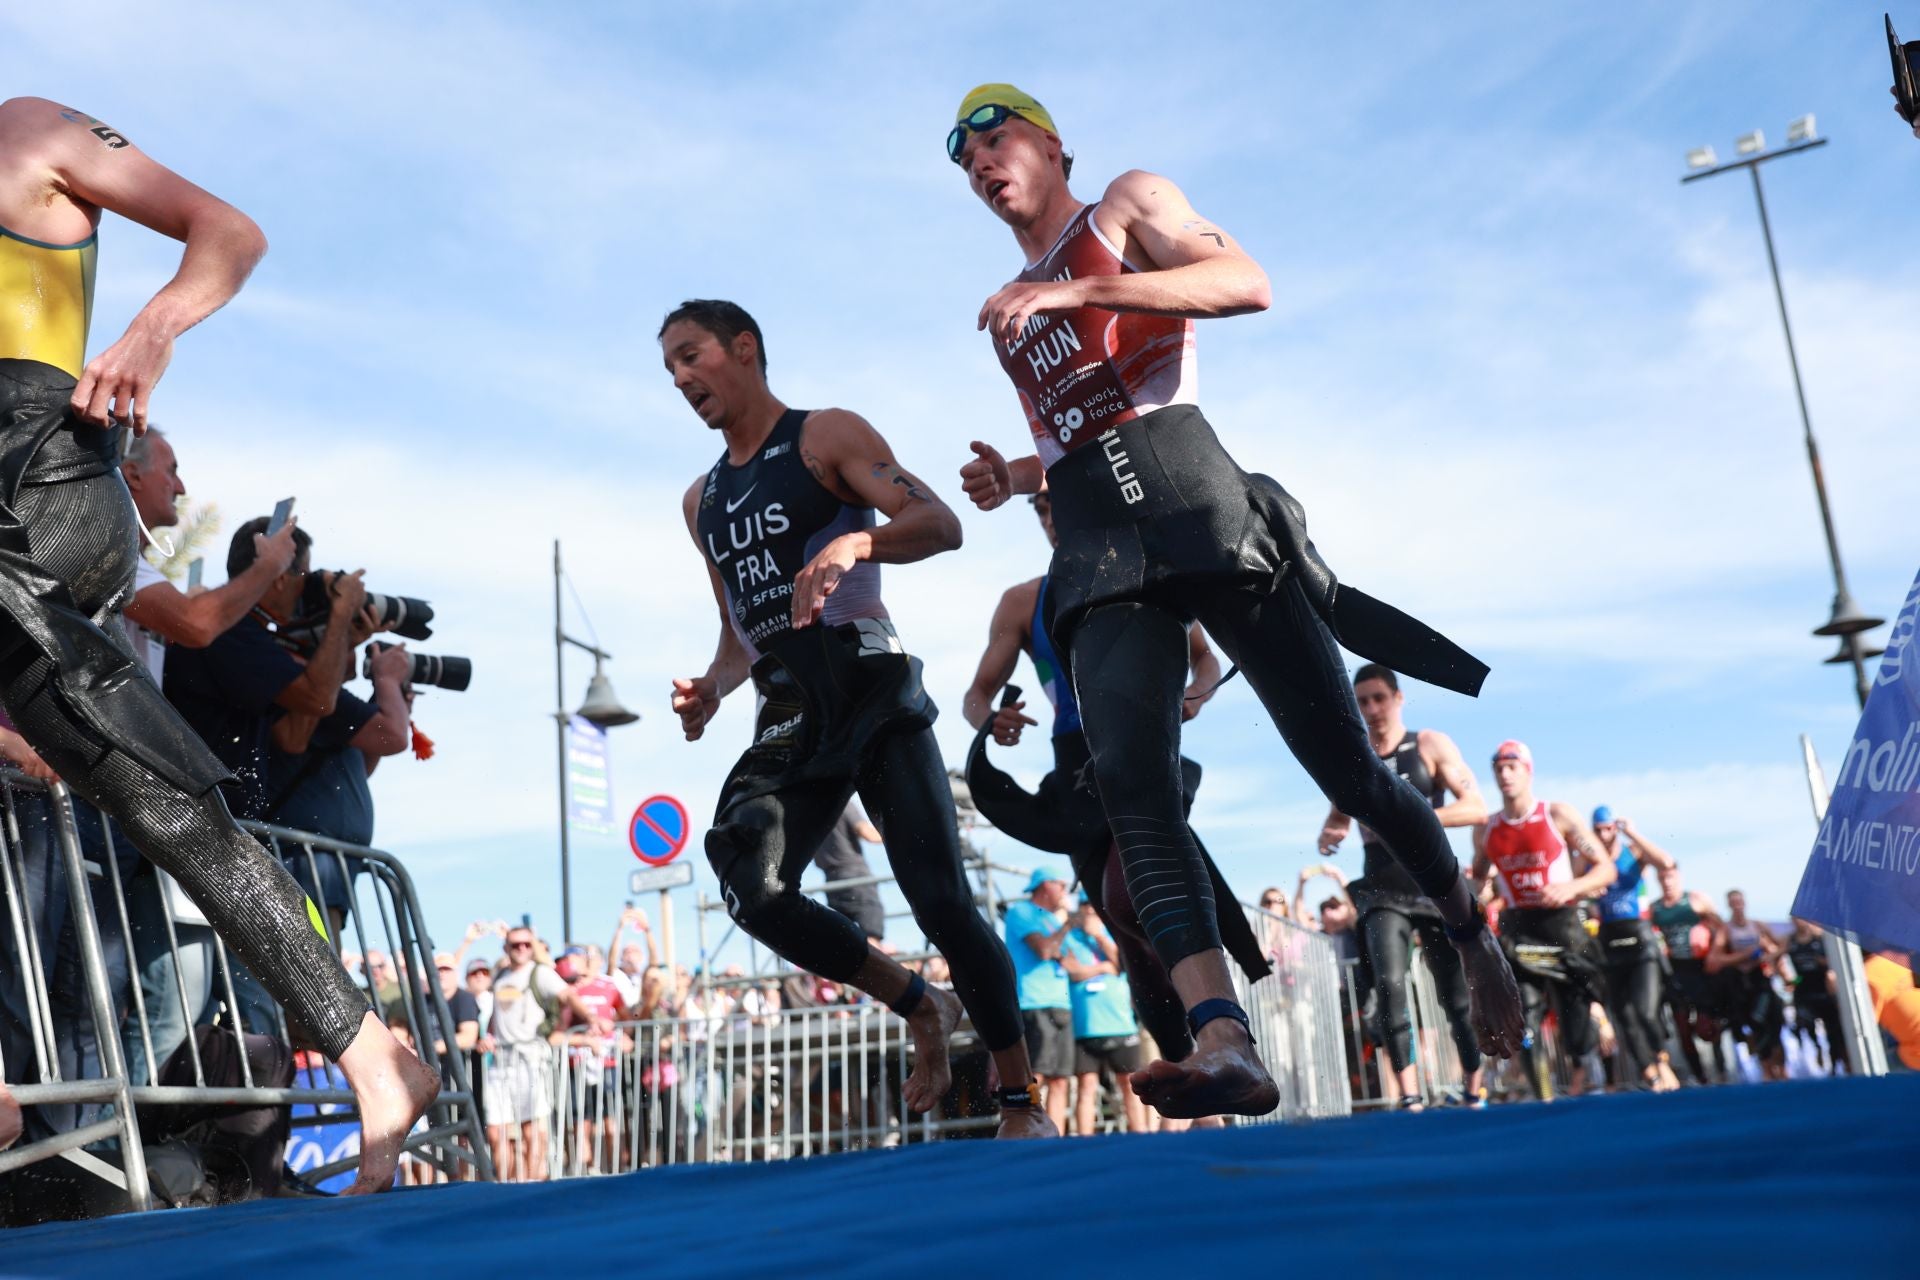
[954,83,1058,137]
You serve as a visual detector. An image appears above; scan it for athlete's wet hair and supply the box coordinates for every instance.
[659,299,767,375]
[1353,663,1399,692]
[228,514,313,578]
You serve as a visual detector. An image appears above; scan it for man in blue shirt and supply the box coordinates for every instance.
[1061,904,1149,1134]
[1004,867,1074,1130]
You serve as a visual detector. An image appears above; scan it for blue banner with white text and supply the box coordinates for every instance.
[1792,566,1920,953]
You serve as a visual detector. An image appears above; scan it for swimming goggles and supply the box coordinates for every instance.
[947,104,1021,164]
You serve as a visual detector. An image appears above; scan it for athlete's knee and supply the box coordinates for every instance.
[704,813,801,935]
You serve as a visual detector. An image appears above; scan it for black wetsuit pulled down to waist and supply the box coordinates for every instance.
[1037,405,1487,975]
[695,411,1021,1052]
[0,359,365,1059]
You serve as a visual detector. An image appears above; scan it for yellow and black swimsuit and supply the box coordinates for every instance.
[0,222,95,379]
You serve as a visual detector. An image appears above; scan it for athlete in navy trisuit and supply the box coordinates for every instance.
[948,85,1525,1118]
[960,489,1274,1080]
[1317,665,1489,1107]
[664,300,1054,1138]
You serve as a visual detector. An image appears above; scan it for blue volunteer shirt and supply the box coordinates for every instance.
[1064,929,1136,1039]
[1003,899,1069,1011]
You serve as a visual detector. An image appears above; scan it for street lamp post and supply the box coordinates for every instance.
[1682,119,1885,707]
[552,539,639,942]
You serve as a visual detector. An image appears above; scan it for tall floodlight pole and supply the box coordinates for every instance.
[1682,119,1884,708]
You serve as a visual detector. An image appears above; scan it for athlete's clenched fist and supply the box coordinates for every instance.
[960,440,1012,511]
[670,675,720,741]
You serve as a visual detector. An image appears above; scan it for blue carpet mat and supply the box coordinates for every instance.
[5,1075,1917,1278]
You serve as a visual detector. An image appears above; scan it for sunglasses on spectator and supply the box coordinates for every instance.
[507,940,533,950]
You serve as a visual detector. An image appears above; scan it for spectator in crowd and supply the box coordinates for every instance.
[1292,865,1360,964]
[605,906,658,1008]
[1003,867,1075,1131]
[1059,902,1148,1134]
[261,634,413,930]
[487,926,608,1182]
[163,519,370,820]
[113,429,305,1081]
[364,950,401,1012]
[1785,918,1847,1075]
[554,945,628,1173]
[812,801,887,942]
[435,951,481,1061]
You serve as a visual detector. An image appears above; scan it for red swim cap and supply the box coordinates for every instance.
[1492,739,1533,769]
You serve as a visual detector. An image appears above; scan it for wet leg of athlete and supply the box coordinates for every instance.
[1095,841,1193,1061]
[1361,908,1424,1108]
[1412,916,1487,1102]
[855,727,1049,1137]
[1070,602,1278,1119]
[1192,579,1525,1061]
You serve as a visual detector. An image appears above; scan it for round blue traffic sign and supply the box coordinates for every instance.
[629,794,690,866]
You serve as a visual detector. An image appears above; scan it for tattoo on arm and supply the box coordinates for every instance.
[871,462,932,503]
[58,108,128,150]
[1181,219,1225,248]
[802,448,832,490]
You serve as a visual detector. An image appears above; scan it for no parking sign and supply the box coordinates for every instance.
[629,794,690,866]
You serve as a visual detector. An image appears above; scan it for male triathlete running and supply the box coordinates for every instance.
[1711,889,1786,1081]
[664,300,1051,1137]
[960,487,1271,1067]
[1590,807,1680,1091]
[1470,741,1615,1099]
[1784,918,1847,1075]
[1649,864,1727,1085]
[948,83,1524,1118]
[1317,664,1487,1108]
[0,97,430,1190]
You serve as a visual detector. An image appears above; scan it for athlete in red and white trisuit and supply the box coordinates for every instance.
[1471,740,1616,1099]
[949,84,1524,1119]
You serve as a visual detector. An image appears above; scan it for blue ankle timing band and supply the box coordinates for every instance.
[1188,997,1252,1040]
[888,971,926,1017]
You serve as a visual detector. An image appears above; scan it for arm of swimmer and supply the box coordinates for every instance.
[1424,730,1488,828]
[1623,825,1678,874]
[683,482,751,699]
[963,583,1036,730]
[1079,170,1272,318]
[1469,823,1494,897]
[1181,624,1223,720]
[38,99,266,428]
[811,409,963,563]
[1552,803,1618,897]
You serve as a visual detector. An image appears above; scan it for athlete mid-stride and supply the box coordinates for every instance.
[1317,664,1489,1108]
[959,489,1272,1072]
[1471,741,1616,1099]
[948,84,1524,1118]
[663,299,1053,1138]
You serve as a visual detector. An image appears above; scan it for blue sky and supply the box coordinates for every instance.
[9,2,1917,964]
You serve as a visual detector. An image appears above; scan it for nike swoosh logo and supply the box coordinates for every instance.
[725,484,757,514]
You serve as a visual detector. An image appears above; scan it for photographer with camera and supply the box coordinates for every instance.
[163,516,373,817]
[115,428,305,1081]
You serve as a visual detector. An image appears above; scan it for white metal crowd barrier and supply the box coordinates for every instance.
[0,773,490,1218]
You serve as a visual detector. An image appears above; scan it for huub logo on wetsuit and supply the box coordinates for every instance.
[694,408,883,659]
[990,204,1196,466]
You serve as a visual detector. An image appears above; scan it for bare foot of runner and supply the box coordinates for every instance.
[996,1106,1060,1139]
[336,1013,440,1195]
[1129,1021,1279,1120]
[902,984,963,1113]
[1454,928,1526,1060]
[0,1081,20,1151]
